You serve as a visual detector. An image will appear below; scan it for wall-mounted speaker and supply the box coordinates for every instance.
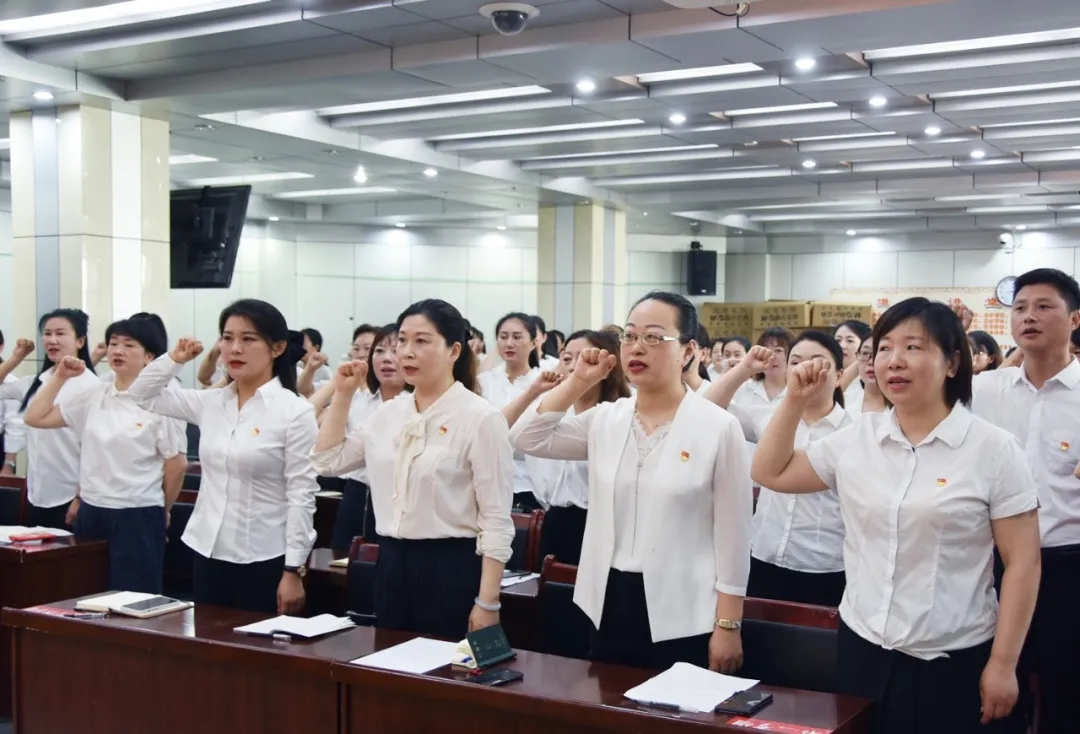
[687,245,717,296]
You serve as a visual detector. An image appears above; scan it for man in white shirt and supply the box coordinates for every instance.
[971,268,1080,734]
[298,328,333,393]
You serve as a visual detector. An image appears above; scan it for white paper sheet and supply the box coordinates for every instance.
[500,572,540,588]
[351,637,459,674]
[624,662,759,713]
[233,614,354,639]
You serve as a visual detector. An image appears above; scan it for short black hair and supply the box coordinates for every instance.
[1071,327,1080,351]
[871,297,972,408]
[694,324,713,350]
[352,324,378,341]
[835,320,872,341]
[366,324,405,395]
[106,314,167,360]
[301,328,323,351]
[1013,268,1080,312]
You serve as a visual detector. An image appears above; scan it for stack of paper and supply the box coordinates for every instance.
[234,614,354,639]
[624,662,759,713]
[352,637,458,674]
[500,572,540,588]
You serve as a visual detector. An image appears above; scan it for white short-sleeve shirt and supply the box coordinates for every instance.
[806,405,1039,659]
[972,362,1080,547]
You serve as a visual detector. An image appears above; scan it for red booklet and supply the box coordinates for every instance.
[8,533,57,544]
[9,532,57,543]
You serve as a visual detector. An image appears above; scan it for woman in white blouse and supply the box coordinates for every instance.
[309,324,407,553]
[704,331,849,607]
[24,315,187,593]
[129,299,319,615]
[847,335,886,416]
[477,312,542,510]
[311,299,514,638]
[753,298,1041,734]
[732,327,791,407]
[513,291,751,673]
[504,329,631,566]
[0,309,101,528]
[834,319,872,407]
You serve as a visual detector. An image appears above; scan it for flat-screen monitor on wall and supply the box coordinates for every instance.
[170,185,251,289]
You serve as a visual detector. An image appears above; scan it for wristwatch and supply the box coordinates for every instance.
[284,565,307,578]
[715,618,743,631]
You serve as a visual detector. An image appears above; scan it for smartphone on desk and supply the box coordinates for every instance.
[467,669,524,687]
[714,690,773,716]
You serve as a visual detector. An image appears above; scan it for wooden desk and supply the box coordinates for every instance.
[2,601,369,734]
[0,538,108,719]
[333,635,873,734]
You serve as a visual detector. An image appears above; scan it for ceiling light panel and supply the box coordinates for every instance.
[276,187,398,199]
[723,102,838,116]
[932,80,1080,99]
[317,86,552,117]
[0,0,269,40]
[865,27,1080,60]
[429,119,645,142]
[637,63,765,84]
[186,172,313,186]
[169,154,218,165]
[521,143,719,161]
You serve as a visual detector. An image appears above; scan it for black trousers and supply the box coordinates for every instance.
[192,552,284,613]
[374,537,481,640]
[332,479,381,554]
[26,500,72,531]
[838,621,1016,734]
[75,502,166,594]
[538,505,587,566]
[747,556,845,608]
[589,569,710,671]
[1027,544,1080,734]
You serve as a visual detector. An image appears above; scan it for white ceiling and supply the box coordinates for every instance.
[3,0,1080,236]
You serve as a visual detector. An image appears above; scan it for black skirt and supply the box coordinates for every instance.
[747,556,845,607]
[589,569,710,671]
[538,505,587,566]
[838,621,1018,734]
[374,536,481,640]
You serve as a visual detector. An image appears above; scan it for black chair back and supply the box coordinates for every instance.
[345,544,380,626]
[0,485,21,525]
[536,557,592,660]
[740,620,839,693]
[163,502,196,597]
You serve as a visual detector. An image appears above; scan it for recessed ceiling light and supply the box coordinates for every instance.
[575,79,596,93]
[847,229,857,236]
[32,90,54,102]
[423,168,438,178]
[924,125,942,136]
[795,57,816,71]
[869,96,887,107]
[970,149,986,159]
[643,212,649,217]
[497,225,507,231]
[268,216,280,222]
[395,222,406,228]
[353,165,368,183]
[802,159,817,169]
[1015,224,1027,230]
[744,140,759,147]
[668,113,687,125]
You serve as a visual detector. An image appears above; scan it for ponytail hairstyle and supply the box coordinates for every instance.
[397,299,478,393]
[495,312,540,369]
[693,323,710,380]
[20,308,96,412]
[218,299,298,394]
[789,329,846,408]
[631,290,700,373]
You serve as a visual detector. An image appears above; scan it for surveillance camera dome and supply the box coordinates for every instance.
[479,3,539,36]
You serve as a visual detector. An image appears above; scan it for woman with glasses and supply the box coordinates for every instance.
[848,335,886,416]
[513,291,752,673]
